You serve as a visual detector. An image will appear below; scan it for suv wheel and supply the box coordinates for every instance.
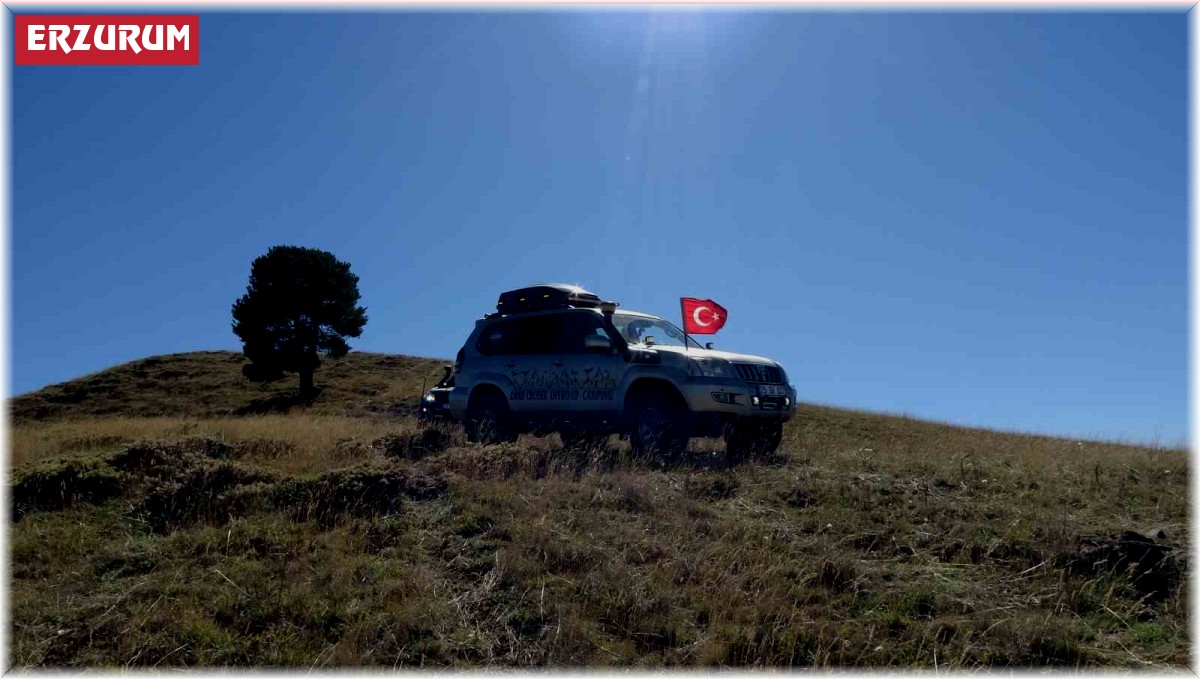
[724,419,783,464]
[626,389,689,460]
[465,391,517,444]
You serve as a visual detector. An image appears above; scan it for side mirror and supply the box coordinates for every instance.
[644,336,656,347]
[705,342,714,350]
[585,335,613,353]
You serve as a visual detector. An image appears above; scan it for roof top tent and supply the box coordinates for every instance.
[496,283,602,315]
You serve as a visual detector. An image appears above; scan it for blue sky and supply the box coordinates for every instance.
[12,10,1186,444]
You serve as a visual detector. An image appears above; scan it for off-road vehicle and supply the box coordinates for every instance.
[418,366,454,421]
[447,284,796,461]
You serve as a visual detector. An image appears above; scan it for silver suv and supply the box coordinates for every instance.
[447,284,796,461]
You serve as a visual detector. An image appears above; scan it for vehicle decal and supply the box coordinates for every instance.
[510,388,614,402]
[507,366,617,401]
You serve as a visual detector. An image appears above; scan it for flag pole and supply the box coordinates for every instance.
[686,299,696,381]
[681,297,690,376]
[680,297,688,355]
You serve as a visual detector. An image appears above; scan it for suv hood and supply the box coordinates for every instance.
[649,344,778,367]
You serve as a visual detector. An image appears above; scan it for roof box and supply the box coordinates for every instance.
[496,284,602,314]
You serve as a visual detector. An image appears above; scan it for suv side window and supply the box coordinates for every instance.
[554,312,609,354]
[516,315,556,355]
[477,315,560,355]
[477,319,523,355]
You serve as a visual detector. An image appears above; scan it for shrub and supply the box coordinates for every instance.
[1055,531,1183,602]
[12,454,127,518]
[372,427,453,461]
[276,460,447,527]
[108,438,233,478]
[137,460,279,532]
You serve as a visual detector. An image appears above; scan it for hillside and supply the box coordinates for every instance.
[11,351,451,422]
[7,351,1190,668]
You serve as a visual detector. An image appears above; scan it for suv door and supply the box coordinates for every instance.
[473,316,524,409]
[474,311,623,422]
[547,310,624,420]
[494,313,558,416]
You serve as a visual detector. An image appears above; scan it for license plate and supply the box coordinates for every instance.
[758,384,787,397]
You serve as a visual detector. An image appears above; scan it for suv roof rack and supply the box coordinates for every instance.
[496,283,602,315]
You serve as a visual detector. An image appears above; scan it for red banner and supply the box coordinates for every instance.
[15,15,199,66]
[681,297,728,335]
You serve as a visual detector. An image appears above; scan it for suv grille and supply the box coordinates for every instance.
[734,363,783,384]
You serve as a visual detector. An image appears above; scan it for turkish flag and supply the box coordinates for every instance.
[681,297,728,335]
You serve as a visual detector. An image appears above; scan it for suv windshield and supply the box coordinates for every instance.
[611,312,703,350]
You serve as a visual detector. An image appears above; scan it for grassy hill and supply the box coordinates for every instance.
[11,351,451,422]
[8,351,1190,668]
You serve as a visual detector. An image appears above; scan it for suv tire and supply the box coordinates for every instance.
[626,388,689,460]
[465,391,517,444]
[724,419,783,464]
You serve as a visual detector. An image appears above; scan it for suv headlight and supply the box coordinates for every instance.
[690,357,735,379]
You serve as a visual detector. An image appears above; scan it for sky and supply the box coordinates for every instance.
[11,9,1187,445]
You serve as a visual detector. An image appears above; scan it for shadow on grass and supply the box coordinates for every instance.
[234,388,323,416]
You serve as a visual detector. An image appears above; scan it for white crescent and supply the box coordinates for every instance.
[692,306,713,327]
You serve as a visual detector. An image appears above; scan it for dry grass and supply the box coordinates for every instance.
[6,351,1190,668]
[10,351,449,422]
[11,415,428,475]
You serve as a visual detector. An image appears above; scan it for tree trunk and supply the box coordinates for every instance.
[299,368,314,397]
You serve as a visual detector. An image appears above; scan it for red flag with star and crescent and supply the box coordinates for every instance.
[681,297,728,335]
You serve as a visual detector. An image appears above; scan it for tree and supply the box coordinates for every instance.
[231,245,368,395]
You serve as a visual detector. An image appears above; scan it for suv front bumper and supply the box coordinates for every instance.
[678,377,797,420]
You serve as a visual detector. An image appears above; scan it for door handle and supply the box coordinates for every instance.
[505,361,517,368]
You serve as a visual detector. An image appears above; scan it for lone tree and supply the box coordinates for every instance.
[232,245,368,395]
